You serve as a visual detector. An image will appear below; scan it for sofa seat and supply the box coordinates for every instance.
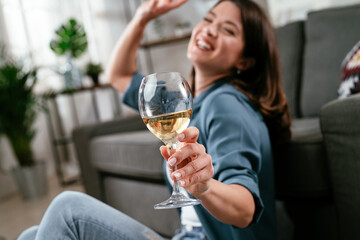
[90,131,164,179]
[276,118,330,199]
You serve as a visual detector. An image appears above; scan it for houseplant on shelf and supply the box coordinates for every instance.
[85,62,103,86]
[0,46,48,200]
[50,18,88,89]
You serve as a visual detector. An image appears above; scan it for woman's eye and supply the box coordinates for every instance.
[224,28,235,35]
[203,17,212,23]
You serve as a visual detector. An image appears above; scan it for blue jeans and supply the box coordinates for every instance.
[17,191,206,240]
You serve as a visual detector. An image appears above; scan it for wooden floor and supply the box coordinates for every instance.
[0,175,84,240]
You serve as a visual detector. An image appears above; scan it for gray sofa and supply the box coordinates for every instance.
[274,3,360,240]
[73,4,360,240]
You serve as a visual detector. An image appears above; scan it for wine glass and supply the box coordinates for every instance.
[138,72,201,209]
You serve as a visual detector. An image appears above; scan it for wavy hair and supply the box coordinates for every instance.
[190,0,291,150]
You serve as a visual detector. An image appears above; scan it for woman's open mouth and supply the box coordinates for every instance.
[196,39,213,51]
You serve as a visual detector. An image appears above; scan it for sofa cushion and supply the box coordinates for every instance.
[320,93,360,238]
[301,4,360,117]
[90,130,164,179]
[275,20,304,118]
[276,118,330,199]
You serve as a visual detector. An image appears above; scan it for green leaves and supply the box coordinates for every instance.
[0,51,39,167]
[50,18,88,58]
[85,62,103,77]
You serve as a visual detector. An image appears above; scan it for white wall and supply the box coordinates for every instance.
[268,0,360,26]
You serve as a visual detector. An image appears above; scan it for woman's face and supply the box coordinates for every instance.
[187,1,245,75]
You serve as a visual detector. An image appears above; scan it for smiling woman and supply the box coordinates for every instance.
[108,0,290,237]
[17,1,290,240]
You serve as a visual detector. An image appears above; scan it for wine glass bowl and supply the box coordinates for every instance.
[138,72,201,209]
[139,72,192,148]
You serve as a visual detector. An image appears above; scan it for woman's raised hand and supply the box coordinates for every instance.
[160,127,214,197]
[134,0,188,26]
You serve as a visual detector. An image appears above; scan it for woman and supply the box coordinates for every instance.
[18,0,290,239]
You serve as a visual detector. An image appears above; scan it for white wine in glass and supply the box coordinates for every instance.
[142,109,192,146]
[138,72,201,209]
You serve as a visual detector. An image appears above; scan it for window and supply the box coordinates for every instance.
[0,0,98,91]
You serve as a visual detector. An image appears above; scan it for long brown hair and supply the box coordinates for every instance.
[190,0,291,150]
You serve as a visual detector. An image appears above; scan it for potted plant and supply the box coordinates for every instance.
[50,18,88,89]
[85,62,103,86]
[0,46,48,200]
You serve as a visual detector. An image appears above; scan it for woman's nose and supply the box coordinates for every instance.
[205,24,218,37]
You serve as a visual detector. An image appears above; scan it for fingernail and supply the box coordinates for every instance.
[168,158,177,167]
[178,133,185,141]
[174,172,181,179]
[179,180,185,186]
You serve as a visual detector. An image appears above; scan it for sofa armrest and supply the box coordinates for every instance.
[72,114,146,199]
[319,93,360,237]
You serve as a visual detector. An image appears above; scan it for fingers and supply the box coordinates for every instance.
[172,153,210,180]
[167,142,213,184]
[157,0,188,7]
[173,154,213,188]
[136,0,188,25]
[169,0,188,9]
[160,145,170,160]
[150,0,159,8]
[178,166,213,188]
[166,127,201,168]
[153,0,188,14]
[167,142,205,167]
[158,126,212,190]
[178,126,199,143]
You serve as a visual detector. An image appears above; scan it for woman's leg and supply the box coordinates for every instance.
[17,226,38,240]
[18,191,164,240]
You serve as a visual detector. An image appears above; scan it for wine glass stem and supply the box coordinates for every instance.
[168,143,181,194]
[173,165,180,194]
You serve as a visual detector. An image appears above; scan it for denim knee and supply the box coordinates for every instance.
[51,191,89,207]
[17,225,38,240]
[47,191,92,221]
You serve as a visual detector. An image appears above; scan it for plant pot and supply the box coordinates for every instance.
[11,161,48,200]
[90,74,99,86]
[62,57,82,89]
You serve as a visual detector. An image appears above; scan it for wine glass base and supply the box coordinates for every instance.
[154,192,201,209]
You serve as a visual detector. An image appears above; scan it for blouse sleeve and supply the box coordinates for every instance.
[122,71,144,110]
[201,92,265,225]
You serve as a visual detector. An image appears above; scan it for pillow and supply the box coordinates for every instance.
[338,40,360,99]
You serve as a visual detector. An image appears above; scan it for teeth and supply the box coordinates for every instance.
[197,40,211,50]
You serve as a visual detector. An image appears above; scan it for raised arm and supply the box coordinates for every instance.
[107,0,188,93]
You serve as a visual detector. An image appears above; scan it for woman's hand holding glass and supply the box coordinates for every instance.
[160,127,214,198]
[139,72,201,209]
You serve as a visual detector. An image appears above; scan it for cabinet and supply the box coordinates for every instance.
[46,85,122,185]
